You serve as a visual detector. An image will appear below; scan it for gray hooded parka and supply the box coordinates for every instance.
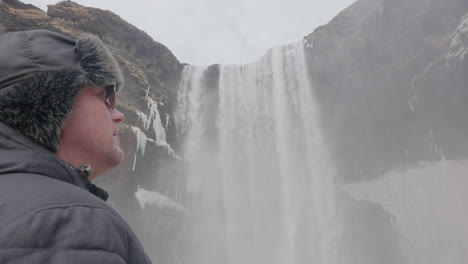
[0,121,152,263]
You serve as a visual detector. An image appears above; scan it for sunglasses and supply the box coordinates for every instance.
[104,84,116,110]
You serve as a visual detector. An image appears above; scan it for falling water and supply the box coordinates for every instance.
[176,41,339,264]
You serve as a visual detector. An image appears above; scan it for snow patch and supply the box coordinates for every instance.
[345,160,468,264]
[135,186,186,212]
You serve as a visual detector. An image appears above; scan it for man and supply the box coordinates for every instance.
[0,30,152,263]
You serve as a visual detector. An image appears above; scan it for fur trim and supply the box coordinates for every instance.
[76,34,124,91]
[0,69,85,152]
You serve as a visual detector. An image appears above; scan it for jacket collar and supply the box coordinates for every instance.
[0,121,108,201]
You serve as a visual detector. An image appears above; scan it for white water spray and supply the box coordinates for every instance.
[176,41,339,264]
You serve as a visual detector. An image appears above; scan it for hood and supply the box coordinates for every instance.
[0,30,123,153]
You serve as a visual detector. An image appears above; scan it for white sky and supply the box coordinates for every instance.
[25,0,355,66]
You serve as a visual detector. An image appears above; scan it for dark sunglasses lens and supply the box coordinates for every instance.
[105,85,116,109]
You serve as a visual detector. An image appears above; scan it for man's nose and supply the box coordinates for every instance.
[111,108,125,123]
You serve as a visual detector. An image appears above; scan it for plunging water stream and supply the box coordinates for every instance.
[175,41,339,264]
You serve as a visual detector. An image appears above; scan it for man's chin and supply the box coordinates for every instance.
[112,137,124,164]
[112,147,125,166]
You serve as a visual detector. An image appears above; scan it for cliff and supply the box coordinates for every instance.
[304,0,468,183]
[302,0,467,262]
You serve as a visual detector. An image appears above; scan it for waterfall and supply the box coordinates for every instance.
[176,41,339,264]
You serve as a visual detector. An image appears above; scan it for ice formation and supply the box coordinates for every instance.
[135,186,186,213]
[447,13,468,62]
[132,89,181,160]
[131,126,150,156]
[136,110,151,131]
[132,153,137,171]
[147,96,167,144]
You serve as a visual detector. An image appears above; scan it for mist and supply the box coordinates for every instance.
[117,0,468,262]
[12,0,466,263]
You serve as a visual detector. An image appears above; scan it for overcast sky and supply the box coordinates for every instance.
[25,0,355,66]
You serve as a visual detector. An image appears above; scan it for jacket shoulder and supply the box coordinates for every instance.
[0,173,152,264]
[0,203,128,263]
[0,172,109,221]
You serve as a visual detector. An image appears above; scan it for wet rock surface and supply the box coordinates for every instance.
[304,0,468,183]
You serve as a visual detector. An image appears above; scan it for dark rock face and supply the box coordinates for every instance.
[304,0,468,183]
[337,194,405,264]
[413,13,468,162]
[302,1,467,261]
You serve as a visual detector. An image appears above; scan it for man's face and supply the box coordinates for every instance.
[58,85,125,178]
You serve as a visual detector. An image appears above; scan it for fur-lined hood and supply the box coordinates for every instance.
[0,30,123,152]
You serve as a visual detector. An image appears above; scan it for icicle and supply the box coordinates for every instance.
[136,110,151,131]
[153,117,167,144]
[134,90,181,160]
[165,113,170,130]
[132,153,137,171]
[145,96,181,159]
[145,86,150,98]
[147,96,159,123]
[147,97,166,142]
[131,126,149,156]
